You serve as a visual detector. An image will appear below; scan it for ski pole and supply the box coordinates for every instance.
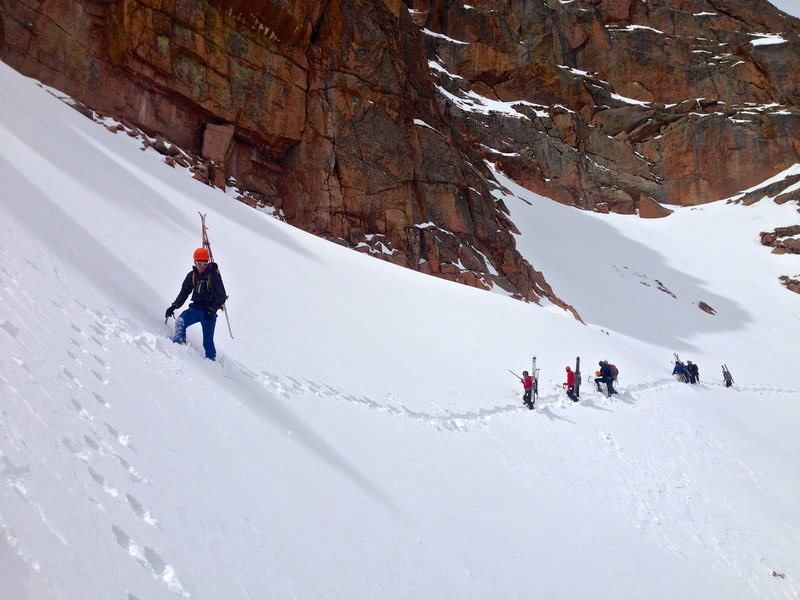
[508,369,522,380]
[221,303,233,338]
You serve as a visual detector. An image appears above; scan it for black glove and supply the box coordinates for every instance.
[165,305,176,318]
[203,309,215,320]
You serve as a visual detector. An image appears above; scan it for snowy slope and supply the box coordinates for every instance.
[770,0,800,19]
[494,166,800,384]
[1,61,799,600]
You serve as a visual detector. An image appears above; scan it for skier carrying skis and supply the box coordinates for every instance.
[595,361,617,396]
[672,360,689,383]
[165,248,227,361]
[686,360,699,384]
[722,365,734,388]
[521,370,534,409]
[565,366,578,402]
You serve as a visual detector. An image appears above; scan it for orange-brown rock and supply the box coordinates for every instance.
[0,0,571,306]
[761,225,800,254]
[638,194,673,219]
[202,124,236,165]
[779,275,800,294]
[414,0,800,214]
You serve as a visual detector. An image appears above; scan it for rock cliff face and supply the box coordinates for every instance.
[417,0,800,212]
[1,0,798,304]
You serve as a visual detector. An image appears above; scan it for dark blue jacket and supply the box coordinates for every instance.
[672,363,687,375]
[173,263,227,312]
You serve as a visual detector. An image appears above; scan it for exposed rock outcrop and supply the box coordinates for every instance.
[0,0,583,310]
[779,275,800,294]
[698,301,717,315]
[1,0,798,305]
[413,0,800,212]
[0,0,575,308]
[760,225,800,254]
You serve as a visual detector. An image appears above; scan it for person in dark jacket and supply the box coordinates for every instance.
[595,361,617,396]
[165,247,227,360]
[686,361,699,384]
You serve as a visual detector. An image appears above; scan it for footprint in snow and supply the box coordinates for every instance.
[111,526,190,598]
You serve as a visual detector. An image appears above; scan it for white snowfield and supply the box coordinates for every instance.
[1,60,799,600]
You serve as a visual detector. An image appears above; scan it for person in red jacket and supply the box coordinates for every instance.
[521,371,534,409]
[565,366,579,402]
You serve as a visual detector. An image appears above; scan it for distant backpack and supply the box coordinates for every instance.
[609,364,619,380]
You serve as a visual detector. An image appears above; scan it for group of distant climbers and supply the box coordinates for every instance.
[517,360,618,408]
[672,359,700,384]
[670,360,734,387]
[518,357,735,408]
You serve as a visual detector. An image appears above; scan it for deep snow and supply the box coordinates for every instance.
[1,60,799,600]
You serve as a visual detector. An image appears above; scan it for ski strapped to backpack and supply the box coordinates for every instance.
[508,368,535,409]
[722,364,734,387]
[199,212,233,339]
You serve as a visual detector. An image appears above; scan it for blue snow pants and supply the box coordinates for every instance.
[172,307,217,360]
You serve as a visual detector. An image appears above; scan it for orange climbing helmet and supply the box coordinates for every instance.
[193,247,210,262]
